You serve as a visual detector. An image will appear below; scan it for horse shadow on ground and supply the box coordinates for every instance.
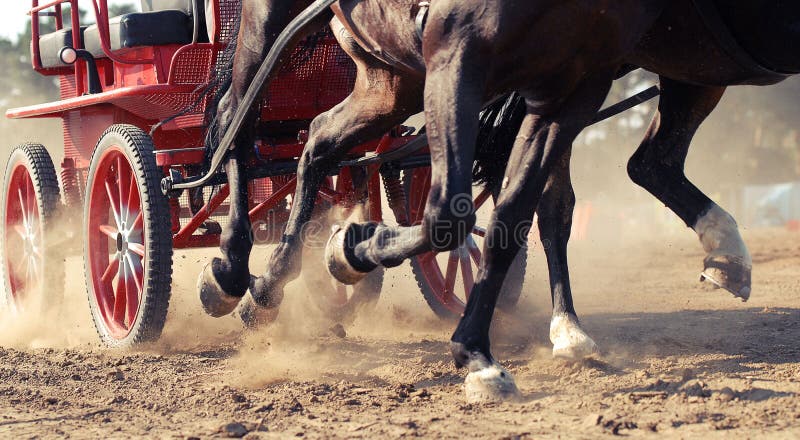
[493,306,800,402]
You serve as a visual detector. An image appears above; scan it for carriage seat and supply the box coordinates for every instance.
[83,1,209,58]
[38,27,85,68]
[38,1,208,68]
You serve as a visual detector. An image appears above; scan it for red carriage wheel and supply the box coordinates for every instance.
[1,144,62,313]
[84,125,172,347]
[404,167,527,320]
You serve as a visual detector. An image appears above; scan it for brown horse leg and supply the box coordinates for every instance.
[450,73,615,403]
[627,78,751,300]
[240,26,423,323]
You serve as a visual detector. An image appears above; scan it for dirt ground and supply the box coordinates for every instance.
[1,227,799,439]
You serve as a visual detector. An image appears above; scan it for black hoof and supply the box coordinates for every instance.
[198,261,243,317]
[198,220,222,235]
[701,257,752,302]
[248,274,285,309]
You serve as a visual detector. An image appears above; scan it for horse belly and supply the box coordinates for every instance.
[629,0,795,85]
[716,0,800,74]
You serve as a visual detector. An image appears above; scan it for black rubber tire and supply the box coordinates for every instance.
[0,143,63,314]
[84,125,173,348]
[403,169,527,321]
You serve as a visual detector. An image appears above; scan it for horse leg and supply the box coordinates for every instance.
[537,147,598,360]
[198,0,298,316]
[626,78,751,300]
[450,73,614,403]
[325,35,489,280]
[239,25,423,324]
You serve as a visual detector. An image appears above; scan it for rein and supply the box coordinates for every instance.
[415,1,430,40]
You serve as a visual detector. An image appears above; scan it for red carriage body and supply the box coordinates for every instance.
[1,0,515,346]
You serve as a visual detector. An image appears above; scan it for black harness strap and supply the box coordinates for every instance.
[415,1,430,40]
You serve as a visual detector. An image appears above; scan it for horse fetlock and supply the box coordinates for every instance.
[550,314,598,360]
[236,295,279,329]
[249,275,285,309]
[198,260,245,318]
[694,205,752,301]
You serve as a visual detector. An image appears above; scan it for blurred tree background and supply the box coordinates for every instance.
[0,3,136,162]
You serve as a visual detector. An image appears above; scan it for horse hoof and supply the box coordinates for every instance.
[324,224,368,285]
[198,261,242,317]
[237,295,279,329]
[700,257,752,302]
[550,314,598,360]
[464,363,520,403]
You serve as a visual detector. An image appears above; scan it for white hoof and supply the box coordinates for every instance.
[550,314,598,360]
[464,362,520,403]
[694,205,752,301]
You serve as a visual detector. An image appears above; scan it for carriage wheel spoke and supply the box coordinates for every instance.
[25,176,36,222]
[117,156,129,224]
[128,242,145,258]
[132,211,143,232]
[113,259,127,324]
[473,188,491,211]
[105,179,122,228]
[466,236,482,267]
[444,251,459,294]
[124,256,141,326]
[99,224,118,239]
[17,188,28,226]
[459,247,474,297]
[102,256,120,285]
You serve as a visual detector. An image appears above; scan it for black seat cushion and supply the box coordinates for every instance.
[39,27,85,68]
[142,0,210,41]
[141,0,194,14]
[84,10,193,58]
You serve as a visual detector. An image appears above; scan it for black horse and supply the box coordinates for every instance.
[200,0,800,401]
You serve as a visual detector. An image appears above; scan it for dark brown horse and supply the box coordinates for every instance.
[200,0,800,401]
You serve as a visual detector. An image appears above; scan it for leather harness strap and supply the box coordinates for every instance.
[415,1,430,40]
[690,0,792,82]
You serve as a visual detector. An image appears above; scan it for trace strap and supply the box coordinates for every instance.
[415,1,430,40]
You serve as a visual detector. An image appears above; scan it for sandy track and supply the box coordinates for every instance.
[1,229,799,438]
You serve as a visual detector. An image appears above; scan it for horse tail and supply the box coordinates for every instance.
[472,92,527,189]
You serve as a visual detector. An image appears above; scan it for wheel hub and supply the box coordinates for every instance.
[116,232,126,253]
